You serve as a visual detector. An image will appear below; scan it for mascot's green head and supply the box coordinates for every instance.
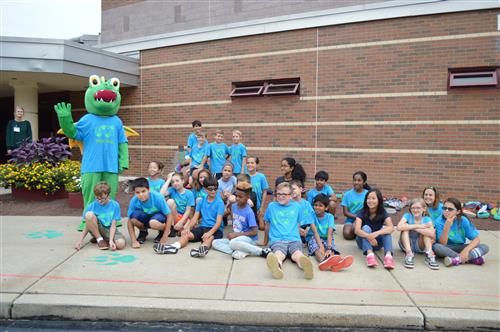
[84,75,121,116]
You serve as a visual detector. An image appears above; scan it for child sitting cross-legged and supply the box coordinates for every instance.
[75,181,126,251]
[155,176,224,257]
[263,182,314,280]
[212,181,271,259]
[307,194,354,272]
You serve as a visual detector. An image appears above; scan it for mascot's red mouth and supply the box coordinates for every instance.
[94,90,117,103]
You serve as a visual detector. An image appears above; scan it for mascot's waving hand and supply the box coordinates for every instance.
[55,75,130,231]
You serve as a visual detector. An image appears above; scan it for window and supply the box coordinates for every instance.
[449,68,499,88]
[231,78,300,98]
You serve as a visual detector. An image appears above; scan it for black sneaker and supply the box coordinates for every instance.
[137,230,148,244]
[261,247,272,258]
[168,229,178,237]
[154,231,164,243]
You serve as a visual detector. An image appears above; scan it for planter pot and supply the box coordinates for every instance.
[68,191,84,209]
[11,187,68,201]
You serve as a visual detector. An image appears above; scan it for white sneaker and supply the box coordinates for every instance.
[232,250,249,260]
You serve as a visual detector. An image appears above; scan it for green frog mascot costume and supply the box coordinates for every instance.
[55,75,129,231]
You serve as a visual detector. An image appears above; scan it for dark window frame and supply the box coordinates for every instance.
[448,67,499,88]
[231,78,300,98]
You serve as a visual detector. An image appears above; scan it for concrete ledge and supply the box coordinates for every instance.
[12,294,423,329]
[422,307,500,330]
[0,293,18,318]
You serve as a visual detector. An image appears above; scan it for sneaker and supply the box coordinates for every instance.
[331,255,354,272]
[299,256,314,280]
[97,239,108,250]
[468,256,485,265]
[444,256,461,267]
[404,253,415,269]
[154,243,178,255]
[383,255,395,269]
[232,250,249,260]
[190,245,208,258]
[425,253,440,270]
[318,255,342,271]
[168,229,178,238]
[366,254,378,267]
[90,237,97,244]
[136,230,148,244]
[266,253,284,279]
[260,247,272,258]
[154,231,164,243]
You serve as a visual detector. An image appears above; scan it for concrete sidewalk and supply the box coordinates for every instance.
[0,216,498,330]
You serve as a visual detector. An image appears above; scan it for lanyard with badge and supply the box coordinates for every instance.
[13,125,20,133]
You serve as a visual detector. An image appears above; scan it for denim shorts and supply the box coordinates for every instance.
[129,210,166,228]
[398,230,425,253]
[270,240,303,257]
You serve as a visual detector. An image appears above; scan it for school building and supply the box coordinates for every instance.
[1,0,499,203]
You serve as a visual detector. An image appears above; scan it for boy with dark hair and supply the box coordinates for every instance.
[155,176,224,257]
[306,170,337,214]
[187,120,203,154]
[127,177,173,248]
[75,181,125,251]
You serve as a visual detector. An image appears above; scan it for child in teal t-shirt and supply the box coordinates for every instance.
[229,129,247,175]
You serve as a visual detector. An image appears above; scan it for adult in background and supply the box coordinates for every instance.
[6,106,32,154]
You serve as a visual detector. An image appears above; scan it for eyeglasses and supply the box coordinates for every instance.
[276,192,291,197]
[443,207,457,212]
[205,186,217,192]
[96,194,109,202]
[411,207,424,210]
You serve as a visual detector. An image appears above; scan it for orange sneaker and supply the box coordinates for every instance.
[318,255,342,271]
[331,255,354,272]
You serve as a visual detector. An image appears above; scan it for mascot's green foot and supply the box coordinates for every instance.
[77,221,86,232]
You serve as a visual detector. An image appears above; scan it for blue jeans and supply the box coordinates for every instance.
[356,225,393,255]
[212,235,262,256]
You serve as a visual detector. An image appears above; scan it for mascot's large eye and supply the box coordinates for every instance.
[89,75,100,87]
[110,78,120,89]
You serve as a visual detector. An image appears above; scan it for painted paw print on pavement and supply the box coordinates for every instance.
[87,252,137,266]
[25,230,63,239]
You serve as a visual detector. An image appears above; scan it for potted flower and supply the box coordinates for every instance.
[65,174,83,209]
[0,137,75,201]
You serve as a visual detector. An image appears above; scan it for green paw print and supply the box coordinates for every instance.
[25,230,63,239]
[87,252,137,266]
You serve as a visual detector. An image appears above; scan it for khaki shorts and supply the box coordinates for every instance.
[93,221,125,243]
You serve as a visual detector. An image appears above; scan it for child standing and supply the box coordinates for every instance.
[397,198,439,269]
[229,129,247,175]
[127,177,173,248]
[186,120,202,154]
[160,172,195,237]
[156,176,224,257]
[75,182,125,251]
[212,182,271,259]
[188,132,208,174]
[342,171,370,240]
[354,188,395,269]
[247,157,269,230]
[433,198,489,267]
[205,129,229,179]
[147,161,165,193]
[307,194,354,272]
[218,162,237,204]
[306,170,336,214]
[263,182,314,280]
[422,186,443,222]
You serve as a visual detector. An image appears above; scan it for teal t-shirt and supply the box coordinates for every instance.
[207,142,229,173]
[147,177,165,193]
[306,212,335,241]
[229,143,247,173]
[264,201,303,245]
[427,202,443,222]
[434,215,478,245]
[250,172,269,210]
[83,199,121,227]
[403,213,432,225]
[168,187,195,214]
[341,188,368,223]
[306,184,334,205]
[195,196,225,232]
[127,191,170,217]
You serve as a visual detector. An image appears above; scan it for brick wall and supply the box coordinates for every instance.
[116,9,499,204]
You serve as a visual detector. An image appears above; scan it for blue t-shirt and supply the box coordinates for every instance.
[189,141,208,169]
[218,176,237,194]
[403,213,432,225]
[229,143,247,173]
[187,132,197,149]
[250,172,269,210]
[168,187,195,214]
[306,212,335,241]
[147,177,165,193]
[75,114,128,174]
[341,188,368,223]
[306,184,334,205]
[191,188,208,202]
[427,202,443,222]
[83,199,121,228]
[434,215,478,245]
[207,142,229,173]
[264,201,303,245]
[231,203,258,241]
[196,196,225,232]
[127,191,170,218]
[298,199,315,227]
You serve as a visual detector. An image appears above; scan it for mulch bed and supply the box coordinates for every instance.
[1,189,498,231]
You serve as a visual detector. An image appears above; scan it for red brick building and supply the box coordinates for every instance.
[96,1,499,203]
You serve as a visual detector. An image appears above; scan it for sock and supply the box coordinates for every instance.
[385,252,392,257]
[96,237,103,242]
[172,242,181,249]
[367,253,375,257]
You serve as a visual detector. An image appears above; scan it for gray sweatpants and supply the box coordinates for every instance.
[432,242,489,260]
